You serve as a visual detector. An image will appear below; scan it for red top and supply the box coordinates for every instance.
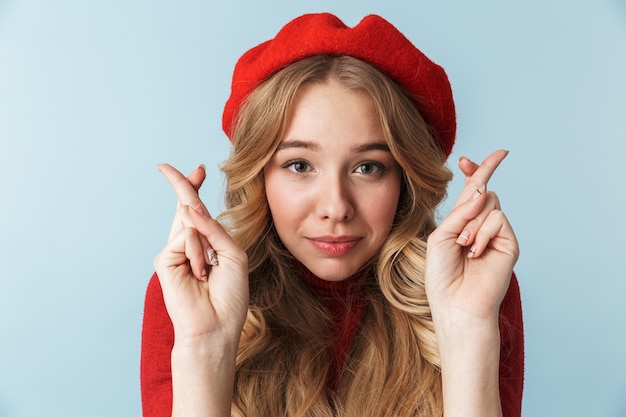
[292,263,370,392]
[140,270,523,416]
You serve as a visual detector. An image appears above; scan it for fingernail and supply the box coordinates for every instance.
[208,249,219,266]
[467,247,477,258]
[156,164,163,172]
[201,269,208,281]
[456,229,470,244]
[471,185,486,200]
[198,164,206,171]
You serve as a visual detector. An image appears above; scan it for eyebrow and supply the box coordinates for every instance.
[276,140,390,153]
[276,140,320,152]
[352,142,391,153]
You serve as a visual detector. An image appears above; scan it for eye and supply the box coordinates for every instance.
[283,160,310,173]
[355,162,384,175]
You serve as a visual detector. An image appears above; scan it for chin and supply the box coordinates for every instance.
[304,259,363,282]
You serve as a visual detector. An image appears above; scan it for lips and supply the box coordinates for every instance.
[308,236,361,257]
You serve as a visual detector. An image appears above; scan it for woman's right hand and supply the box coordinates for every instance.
[153,164,249,346]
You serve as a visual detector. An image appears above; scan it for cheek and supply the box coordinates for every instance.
[377,198,400,227]
[369,181,402,230]
[266,187,287,218]
[369,192,400,239]
[265,174,300,229]
[265,183,280,216]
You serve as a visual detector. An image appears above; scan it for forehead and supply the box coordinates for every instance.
[282,80,384,146]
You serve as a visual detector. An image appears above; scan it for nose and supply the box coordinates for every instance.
[315,173,355,222]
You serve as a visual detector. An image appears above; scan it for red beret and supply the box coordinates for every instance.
[222,13,456,157]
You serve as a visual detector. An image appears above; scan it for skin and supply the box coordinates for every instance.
[154,165,248,417]
[263,80,403,282]
[426,151,518,417]
[153,79,518,417]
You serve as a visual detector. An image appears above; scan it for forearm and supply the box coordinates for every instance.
[170,337,238,417]
[434,313,502,417]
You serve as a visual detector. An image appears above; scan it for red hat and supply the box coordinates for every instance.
[222,13,456,157]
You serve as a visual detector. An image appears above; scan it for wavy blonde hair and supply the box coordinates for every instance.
[218,55,453,417]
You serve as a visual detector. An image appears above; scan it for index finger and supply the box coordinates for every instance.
[452,149,509,208]
[158,164,209,214]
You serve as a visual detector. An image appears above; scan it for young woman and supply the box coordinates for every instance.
[141,13,524,417]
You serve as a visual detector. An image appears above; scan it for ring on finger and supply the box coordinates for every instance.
[208,249,219,266]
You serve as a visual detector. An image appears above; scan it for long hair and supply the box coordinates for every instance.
[218,55,453,417]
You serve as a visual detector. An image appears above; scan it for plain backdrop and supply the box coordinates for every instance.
[1,1,625,416]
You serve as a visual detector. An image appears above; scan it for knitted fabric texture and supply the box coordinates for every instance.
[141,271,524,417]
[222,13,456,157]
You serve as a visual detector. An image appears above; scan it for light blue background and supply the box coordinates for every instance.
[1,1,625,416]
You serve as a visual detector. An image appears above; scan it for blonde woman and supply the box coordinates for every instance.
[141,13,524,417]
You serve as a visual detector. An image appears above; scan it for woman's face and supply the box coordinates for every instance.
[264,80,402,281]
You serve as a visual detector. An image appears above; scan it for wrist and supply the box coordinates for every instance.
[434,316,503,417]
[170,336,239,417]
[433,311,500,356]
[172,333,240,362]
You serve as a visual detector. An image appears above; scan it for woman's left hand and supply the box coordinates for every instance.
[425,149,519,323]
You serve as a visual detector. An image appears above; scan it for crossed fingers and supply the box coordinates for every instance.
[452,149,508,209]
[434,149,513,259]
[159,164,208,211]
[158,163,219,276]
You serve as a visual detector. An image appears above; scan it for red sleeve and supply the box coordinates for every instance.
[498,272,525,417]
[140,272,524,417]
[140,272,174,417]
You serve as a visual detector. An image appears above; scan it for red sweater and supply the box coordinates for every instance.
[141,271,524,416]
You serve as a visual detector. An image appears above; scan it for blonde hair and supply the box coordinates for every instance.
[218,55,453,417]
